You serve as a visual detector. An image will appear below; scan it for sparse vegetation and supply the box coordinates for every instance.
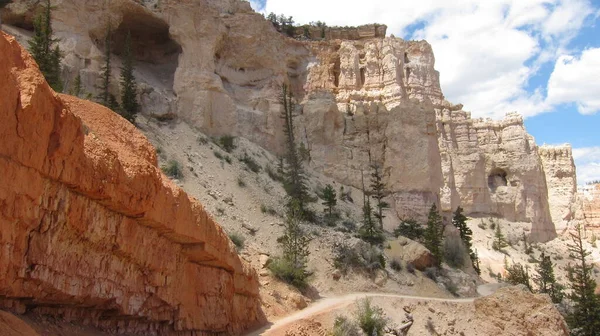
[228,232,245,250]
[266,165,283,182]
[119,30,139,123]
[333,242,385,275]
[390,258,402,272]
[239,153,261,173]
[505,261,532,290]
[237,176,246,188]
[331,316,360,336]
[394,218,424,242]
[29,0,63,92]
[218,135,236,153]
[96,22,119,111]
[406,262,416,274]
[161,160,183,179]
[424,267,439,281]
[452,206,479,273]
[354,298,388,336]
[260,204,277,216]
[443,234,467,268]
[358,171,384,246]
[477,220,487,230]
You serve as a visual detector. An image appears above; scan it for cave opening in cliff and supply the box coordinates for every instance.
[101,10,182,88]
[488,168,508,190]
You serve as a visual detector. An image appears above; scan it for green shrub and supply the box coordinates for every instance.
[334,242,385,275]
[445,280,459,297]
[424,267,439,281]
[228,232,245,250]
[406,262,416,274]
[218,135,236,153]
[477,220,487,230]
[197,136,208,145]
[331,316,360,336]
[341,220,357,232]
[444,234,467,268]
[240,153,261,173]
[390,259,402,272]
[213,150,224,160]
[237,176,246,187]
[267,257,308,289]
[161,160,183,179]
[266,165,283,182]
[260,204,277,216]
[354,298,387,336]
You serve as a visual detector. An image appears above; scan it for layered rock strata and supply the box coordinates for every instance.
[1,0,576,241]
[579,183,600,229]
[0,32,262,335]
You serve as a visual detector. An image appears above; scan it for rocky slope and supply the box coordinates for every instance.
[1,0,576,241]
[0,32,263,335]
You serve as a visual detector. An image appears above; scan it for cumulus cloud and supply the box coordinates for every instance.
[573,147,600,184]
[547,48,600,115]
[262,0,597,119]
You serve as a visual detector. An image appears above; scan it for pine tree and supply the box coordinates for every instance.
[492,223,508,251]
[358,171,383,245]
[273,200,311,288]
[119,30,139,123]
[70,73,82,97]
[318,184,337,216]
[534,252,564,304]
[452,207,479,273]
[97,22,113,107]
[370,164,389,229]
[279,83,311,215]
[566,224,600,336]
[28,0,63,91]
[424,203,444,267]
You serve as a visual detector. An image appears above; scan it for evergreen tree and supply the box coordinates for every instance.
[424,203,444,267]
[534,252,564,304]
[318,184,337,216]
[274,200,311,287]
[70,73,82,97]
[97,22,113,107]
[358,172,384,245]
[393,218,424,242]
[506,261,532,290]
[119,30,139,123]
[28,0,63,91]
[452,207,479,273]
[523,231,533,254]
[492,223,508,251]
[279,83,311,215]
[370,164,389,229]
[566,224,600,336]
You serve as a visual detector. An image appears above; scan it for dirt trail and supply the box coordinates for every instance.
[246,286,496,336]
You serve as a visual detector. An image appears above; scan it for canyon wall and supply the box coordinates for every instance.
[579,183,600,230]
[0,0,575,241]
[0,32,262,335]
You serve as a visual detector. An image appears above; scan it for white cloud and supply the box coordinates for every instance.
[547,48,600,115]
[573,147,600,184]
[263,0,597,119]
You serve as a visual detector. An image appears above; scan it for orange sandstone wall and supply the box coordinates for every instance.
[0,32,263,335]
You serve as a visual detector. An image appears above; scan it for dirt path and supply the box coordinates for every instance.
[246,286,496,336]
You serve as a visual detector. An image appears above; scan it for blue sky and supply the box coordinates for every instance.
[248,0,600,184]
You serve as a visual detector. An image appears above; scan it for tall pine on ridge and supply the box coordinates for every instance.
[370,163,389,229]
[120,30,139,123]
[452,206,479,274]
[97,22,113,107]
[28,0,63,91]
[566,224,600,336]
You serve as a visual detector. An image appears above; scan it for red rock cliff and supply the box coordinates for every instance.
[0,32,263,335]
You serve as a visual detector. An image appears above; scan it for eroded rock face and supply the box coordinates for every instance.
[474,285,569,335]
[1,0,576,241]
[0,32,262,335]
[539,145,578,232]
[579,183,600,230]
